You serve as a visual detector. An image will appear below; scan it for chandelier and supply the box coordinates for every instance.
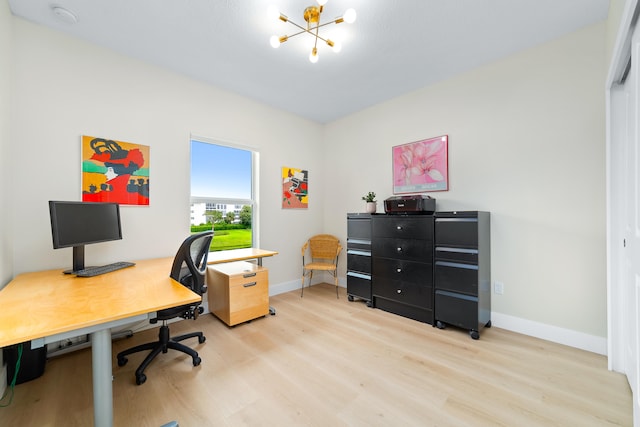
[268,0,356,63]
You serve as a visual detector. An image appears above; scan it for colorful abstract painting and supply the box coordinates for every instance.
[392,135,448,194]
[282,167,308,209]
[81,135,150,205]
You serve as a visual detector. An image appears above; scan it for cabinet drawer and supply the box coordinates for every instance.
[347,239,371,251]
[435,247,478,264]
[207,261,270,326]
[434,261,478,296]
[347,214,372,239]
[435,290,478,331]
[347,251,371,274]
[373,237,432,262]
[372,216,433,239]
[435,217,478,248]
[347,272,372,301]
[373,279,432,309]
[372,257,432,286]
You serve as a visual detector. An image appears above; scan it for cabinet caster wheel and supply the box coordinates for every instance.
[485,320,492,328]
[347,295,354,302]
[193,356,201,366]
[135,373,146,385]
[366,300,372,307]
[198,335,206,344]
[470,330,480,340]
[117,356,128,367]
[436,320,445,329]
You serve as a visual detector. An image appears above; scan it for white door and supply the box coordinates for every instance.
[615,21,640,426]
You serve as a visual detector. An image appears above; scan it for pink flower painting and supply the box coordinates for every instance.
[393,135,448,193]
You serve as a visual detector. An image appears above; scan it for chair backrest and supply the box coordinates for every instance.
[170,231,213,295]
[308,234,341,262]
[160,231,213,320]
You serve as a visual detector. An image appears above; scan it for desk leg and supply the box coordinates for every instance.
[256,258,276,315]
[92,329,113,427]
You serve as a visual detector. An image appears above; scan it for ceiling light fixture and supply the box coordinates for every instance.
[268,0,356,64]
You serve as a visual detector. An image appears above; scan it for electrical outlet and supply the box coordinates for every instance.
[494,281,504,295]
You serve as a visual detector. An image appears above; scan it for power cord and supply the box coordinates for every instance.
[0,343,22,407]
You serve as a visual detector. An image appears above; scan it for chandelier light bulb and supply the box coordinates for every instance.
[309,49,319,63]
[317,0,329,5]
[343,8,356,24]
[270,35,281,48]
[267,5,280,20]
[331,40,342,53]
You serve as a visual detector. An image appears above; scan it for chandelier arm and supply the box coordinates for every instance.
[282,27,331,44]
[313,23,320,49]
[284,19,310,34]
[315,19,343,30]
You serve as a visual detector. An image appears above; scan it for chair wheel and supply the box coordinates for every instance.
[136,373,147,385]
[198,336,206,344]
[193,356,201,366]
[117,356,128,367]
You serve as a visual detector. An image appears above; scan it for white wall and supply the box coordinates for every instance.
[9,17,324,288]
[0,0,12,288]
[324,23,607,348]
[0,0,12,398]
[5,12,611,353]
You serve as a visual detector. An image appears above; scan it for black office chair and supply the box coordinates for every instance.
[117,231,213,385]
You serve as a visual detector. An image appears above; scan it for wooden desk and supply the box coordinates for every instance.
[0,258,200,427]
[207,248,278,267]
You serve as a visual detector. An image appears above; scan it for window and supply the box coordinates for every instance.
[190,137,257,251]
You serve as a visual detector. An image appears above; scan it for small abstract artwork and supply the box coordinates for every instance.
[282,166,308,209]
[81,135,150,205]
[392,135,448,194]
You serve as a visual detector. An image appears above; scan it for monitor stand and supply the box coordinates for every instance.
[63,246,86,274]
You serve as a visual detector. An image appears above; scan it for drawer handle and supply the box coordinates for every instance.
[243,282,257,288]
[396,289,402,294]
[396,268,402,273]
[396,226,402,230]
[243,272,257,278]
[396,247,402,252]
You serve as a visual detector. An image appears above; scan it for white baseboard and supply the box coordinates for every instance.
[490,312,607,355]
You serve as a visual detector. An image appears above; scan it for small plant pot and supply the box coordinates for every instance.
[365,202,377,213]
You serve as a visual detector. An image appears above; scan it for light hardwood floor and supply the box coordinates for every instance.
[0,283,632,426]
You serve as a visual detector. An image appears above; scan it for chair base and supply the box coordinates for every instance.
[116,323,205,385]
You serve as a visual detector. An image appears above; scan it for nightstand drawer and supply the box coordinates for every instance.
[207,261,269,326]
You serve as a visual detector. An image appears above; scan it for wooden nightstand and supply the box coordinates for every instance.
[206,261,270,326]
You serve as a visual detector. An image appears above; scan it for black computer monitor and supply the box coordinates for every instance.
[48,201,122,273]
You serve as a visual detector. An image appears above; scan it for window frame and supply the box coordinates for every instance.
[189,134,259,248]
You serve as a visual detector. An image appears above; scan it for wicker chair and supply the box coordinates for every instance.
[301,234,342,298]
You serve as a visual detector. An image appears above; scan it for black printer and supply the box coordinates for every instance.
[384,195,435,214]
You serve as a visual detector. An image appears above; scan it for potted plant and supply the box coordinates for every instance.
[362,191,377,213]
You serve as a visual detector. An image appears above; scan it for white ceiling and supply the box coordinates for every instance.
[8,0,609,123]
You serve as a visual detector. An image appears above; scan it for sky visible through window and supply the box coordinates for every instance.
[190,140,252,199]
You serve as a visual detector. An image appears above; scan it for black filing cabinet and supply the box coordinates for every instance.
[434,211,491,339]
[346,213,373,306]
[371,214,434,324]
